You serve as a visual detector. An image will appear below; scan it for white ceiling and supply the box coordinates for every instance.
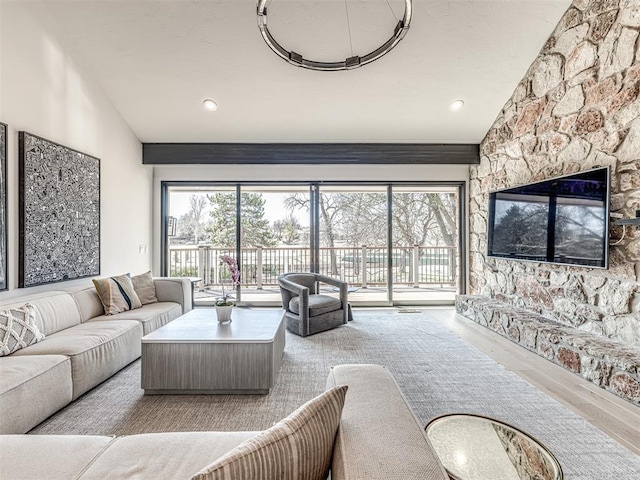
[37,0,572,144]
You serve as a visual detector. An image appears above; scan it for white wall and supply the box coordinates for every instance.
[152,164,470,274]
[0,2,153,298]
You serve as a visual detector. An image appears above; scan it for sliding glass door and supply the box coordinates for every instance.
[318,185,389,305]
[238,185,311,304]
[165,185,238,304]
[163,182,463,306]
[391,187,459,304]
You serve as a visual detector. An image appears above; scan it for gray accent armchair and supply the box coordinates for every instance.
[277,273,349,337]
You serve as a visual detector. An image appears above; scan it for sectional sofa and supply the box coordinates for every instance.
[0,277,192,434]
[1,279,449,479]
[0,364,448,480]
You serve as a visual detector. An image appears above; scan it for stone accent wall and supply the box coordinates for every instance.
[469,0,640,348]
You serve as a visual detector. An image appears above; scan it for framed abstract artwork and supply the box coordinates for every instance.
[18,132,100,287]
[0,123,7,291]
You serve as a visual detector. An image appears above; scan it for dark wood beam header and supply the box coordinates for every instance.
[142,143,480,165]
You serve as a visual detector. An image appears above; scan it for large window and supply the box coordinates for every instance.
[162,182,464,306]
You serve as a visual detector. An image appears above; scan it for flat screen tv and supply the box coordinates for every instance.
[487,167,610,268]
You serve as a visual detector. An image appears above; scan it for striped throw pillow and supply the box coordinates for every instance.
[93,273,142,315]
[191,385,348,480]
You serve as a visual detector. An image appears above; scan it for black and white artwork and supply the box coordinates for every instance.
[0,123,7,291]
[19,132,100,287]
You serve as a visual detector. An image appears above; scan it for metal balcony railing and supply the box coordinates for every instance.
[168,245,457,288]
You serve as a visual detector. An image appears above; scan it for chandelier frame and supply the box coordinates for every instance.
[256,0,412,71]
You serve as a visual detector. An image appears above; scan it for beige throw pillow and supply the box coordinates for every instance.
[191,385,348,480]
[0,304,45,356]
[93,273,142,315]
[131,271,158,305]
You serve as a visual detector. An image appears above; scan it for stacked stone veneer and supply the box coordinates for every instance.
[469,0,640,369]
[456,295,640,405]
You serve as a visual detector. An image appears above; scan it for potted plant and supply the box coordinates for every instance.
[215,254,240,324]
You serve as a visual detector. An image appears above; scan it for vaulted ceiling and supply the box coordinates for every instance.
[35,0,571,143]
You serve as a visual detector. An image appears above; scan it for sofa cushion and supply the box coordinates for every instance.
[93,273,142,315]
[71,287,106,323]
[0,355,72,434]
[0,434,114,480]
[88,302,182,335]
[327,364,448,480]
[75,432,258,480]
[289,294,342,317]
[131,271,158,305]
[0,291,80,336]
[12,320,142,399]
[0,304,45,356]
[192,385,348,480]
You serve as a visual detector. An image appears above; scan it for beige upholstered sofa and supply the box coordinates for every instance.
[0,364,448,480]
[0,277,192,435]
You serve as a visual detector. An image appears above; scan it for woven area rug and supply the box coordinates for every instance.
[31,309,640,479]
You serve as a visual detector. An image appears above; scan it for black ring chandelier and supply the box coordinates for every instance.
[257,0,412,71]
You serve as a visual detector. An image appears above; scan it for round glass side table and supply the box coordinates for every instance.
[425,414,563,480]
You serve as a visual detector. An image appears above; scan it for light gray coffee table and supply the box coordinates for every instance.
[141,308,285,395]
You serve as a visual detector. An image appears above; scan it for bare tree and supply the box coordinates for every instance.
[286,193,343,274]
[177,195,209,244]
[284,190,458,278]
[427,193,457,246]
[273,214,303,245]
[392,193,437,246]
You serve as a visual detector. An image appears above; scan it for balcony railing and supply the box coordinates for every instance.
[168,245,457,288]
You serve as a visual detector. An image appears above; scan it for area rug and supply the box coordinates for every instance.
[31,309,640,479]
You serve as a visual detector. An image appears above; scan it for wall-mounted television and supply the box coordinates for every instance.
[487,167,610,269]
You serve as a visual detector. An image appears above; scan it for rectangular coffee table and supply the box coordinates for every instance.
[141,308,285,394]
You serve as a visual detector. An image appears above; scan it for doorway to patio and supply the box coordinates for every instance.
[161,182,465,307]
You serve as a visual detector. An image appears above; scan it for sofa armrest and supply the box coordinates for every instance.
[326,364,448,480]
[153,278,192,314]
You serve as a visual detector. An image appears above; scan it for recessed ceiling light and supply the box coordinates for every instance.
[203,99,218,111]
[449,99,464,111]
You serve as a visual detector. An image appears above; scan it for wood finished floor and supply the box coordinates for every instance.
[425,308,640,456]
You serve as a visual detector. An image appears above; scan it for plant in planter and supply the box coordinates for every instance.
[215,255,240,323]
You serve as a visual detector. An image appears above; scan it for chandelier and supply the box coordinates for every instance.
[256,0,412,71]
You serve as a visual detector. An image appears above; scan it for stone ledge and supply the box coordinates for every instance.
[456,295,640,406]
